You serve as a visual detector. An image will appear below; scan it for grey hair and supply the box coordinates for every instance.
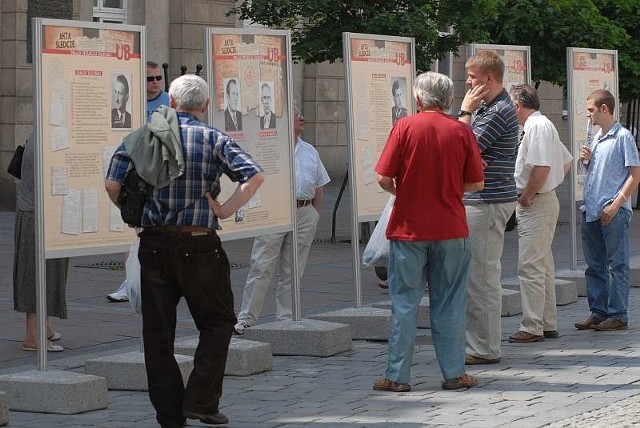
[412,72,453,111]
[169,74,209,111]
[510,84,540,110]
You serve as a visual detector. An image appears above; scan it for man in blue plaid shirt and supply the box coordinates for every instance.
[106,74,264,428]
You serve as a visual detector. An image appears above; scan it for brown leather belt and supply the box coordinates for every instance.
[152,225,214,235]
[296,199,313,208]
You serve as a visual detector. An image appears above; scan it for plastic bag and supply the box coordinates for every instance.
[125,238,142,315]
[362,195,395,267]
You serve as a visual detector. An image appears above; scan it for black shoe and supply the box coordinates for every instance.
[159,417,186,428]
[543,330,559,339]
[185,411,229,425]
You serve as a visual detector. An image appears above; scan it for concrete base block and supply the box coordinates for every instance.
[0,370,107,414]
[568,277,586,297]
[502,288,522,317]
[85,351,193,391]
[554,279,578,305]
[175,337,272,376]
[503,278,578,305]
[242,319,352,357]
[309,307,391,340]
[554,269,587,296]
[373,297,431,328]
[0,391,8,426]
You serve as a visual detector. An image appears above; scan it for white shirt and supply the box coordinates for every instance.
[294,138,330,199]
[514,111,573,193]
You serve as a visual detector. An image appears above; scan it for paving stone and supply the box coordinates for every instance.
[309,307,391,340]
[0,391,8,426]
[372,297,430,328]
[554,279,578,305]
[501,288,522,316]
[84,351,193,391]
[0,370,107,414]
[502,279,577,306]
[174,337,272,376]
[242,319,352,357]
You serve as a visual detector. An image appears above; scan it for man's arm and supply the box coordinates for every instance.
[600,166,640,226]
[312,186,324,211]
[105,179,122,206]
[518,166,551,207]
[464,181,484,192]
[377,174,396,195]
[458,84,489,125]
[206,172,265,220]
[563,161,571,176]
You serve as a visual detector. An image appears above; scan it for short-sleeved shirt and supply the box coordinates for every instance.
[295,138,330,199]
[582,122,640,222]
[376,111,484,241]
[106,112,262,229]
[514,111,573,193]
[464,88,519,204]
[147,91,170,122]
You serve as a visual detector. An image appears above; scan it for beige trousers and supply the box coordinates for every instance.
[465,201,516,360]
[516,190,559,335]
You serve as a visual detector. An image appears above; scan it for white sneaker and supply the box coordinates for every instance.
[233,320,252,335]
[107,281,129,302]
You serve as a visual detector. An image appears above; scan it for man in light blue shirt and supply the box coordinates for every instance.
[576,89,640,332]
[146,61,170,122]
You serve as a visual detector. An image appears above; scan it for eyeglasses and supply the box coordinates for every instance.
[147,75,162,82]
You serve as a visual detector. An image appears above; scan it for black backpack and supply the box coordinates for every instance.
[117,168,149,227]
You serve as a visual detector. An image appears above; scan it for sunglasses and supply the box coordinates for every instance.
[147,75,162,82]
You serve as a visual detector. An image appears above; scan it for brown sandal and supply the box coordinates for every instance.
[373,378,411,392]
[442,373,478,390]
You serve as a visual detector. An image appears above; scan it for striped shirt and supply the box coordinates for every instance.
[464,88,519,204]
[106,112,263,229]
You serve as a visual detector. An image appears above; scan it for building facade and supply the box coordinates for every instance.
[1,0,573,212]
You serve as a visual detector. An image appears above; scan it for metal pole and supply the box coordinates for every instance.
[342,33,363,308]
[331,169,349,243]
[283,33,301,321]
[162,62,169,92]
[567,48,578,271]
[33,18,47,370]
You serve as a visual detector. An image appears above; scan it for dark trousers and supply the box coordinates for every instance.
[138,227,236,427]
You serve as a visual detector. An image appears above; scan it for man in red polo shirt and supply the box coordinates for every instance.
[373,72,484,392]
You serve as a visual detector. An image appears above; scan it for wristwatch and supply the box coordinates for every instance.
[458,109,472,118]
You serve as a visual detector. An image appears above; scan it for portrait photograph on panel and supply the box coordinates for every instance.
[258,81,276,130]
[390,77,408,125]
[111,72,132,130]
[224,77,243,132]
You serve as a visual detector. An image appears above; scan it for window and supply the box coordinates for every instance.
[93,0,127,23]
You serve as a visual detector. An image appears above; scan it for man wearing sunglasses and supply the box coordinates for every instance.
[146,61,170,122]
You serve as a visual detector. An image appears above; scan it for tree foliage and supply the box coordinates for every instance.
[478,0,639,101]
[592,0,640,101]
[230,0,499,72]
[231,0,640,101]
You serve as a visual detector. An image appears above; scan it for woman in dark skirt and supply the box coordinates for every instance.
[13,134,69,352]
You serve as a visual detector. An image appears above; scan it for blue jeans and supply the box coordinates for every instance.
[385,238,471,383]
[581,210,631,323]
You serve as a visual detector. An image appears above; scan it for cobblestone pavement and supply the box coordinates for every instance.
[545,395,640,428]
[5,282,640,427]
[3,183,640,427]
